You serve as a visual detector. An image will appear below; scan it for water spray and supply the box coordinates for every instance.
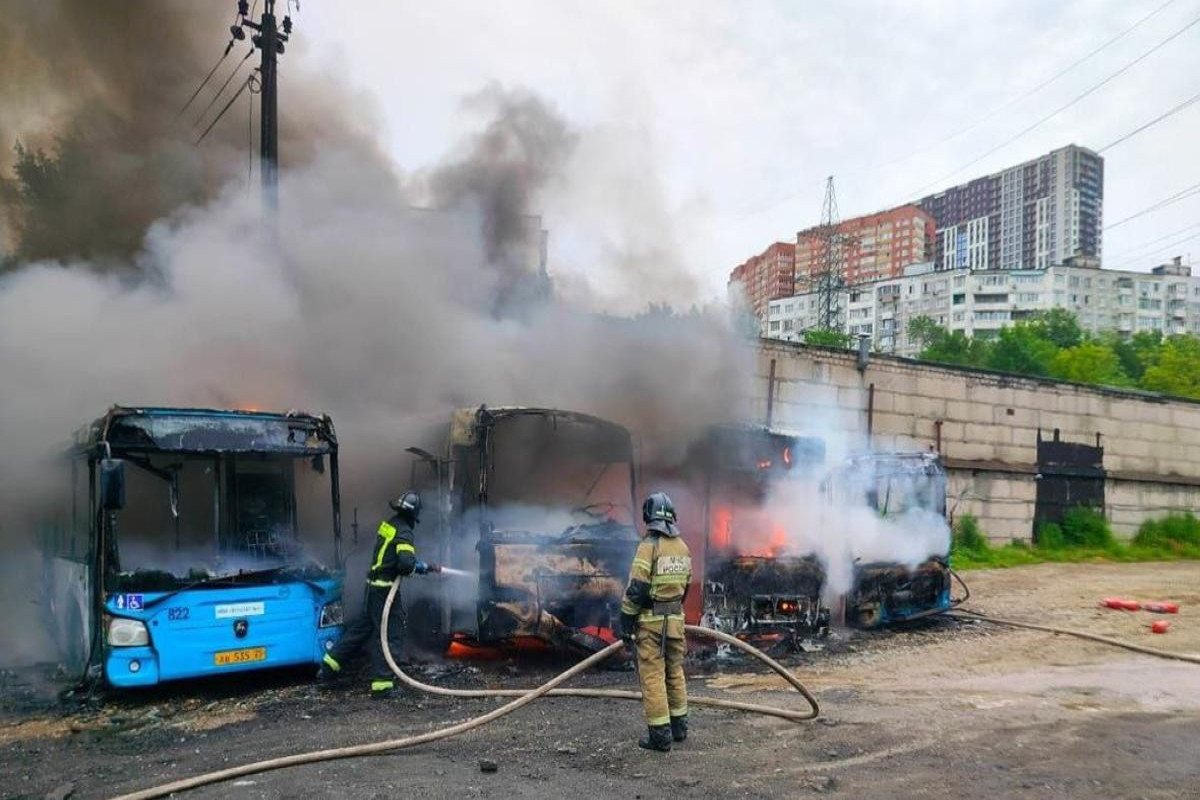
[438,566,474,578]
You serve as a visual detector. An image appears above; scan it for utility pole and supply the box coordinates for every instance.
[234,0,293,209]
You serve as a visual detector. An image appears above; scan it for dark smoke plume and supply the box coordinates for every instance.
[425,85,576,314]
[0,9,751,665]
[0,0,386,267]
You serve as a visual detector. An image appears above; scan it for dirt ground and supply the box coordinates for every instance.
[3,561,1199,800]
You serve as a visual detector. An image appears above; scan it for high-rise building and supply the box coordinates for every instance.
[919,144,1103,272]
[728,242,796,325]
[794,204,935,291]
[766,257,1199,357]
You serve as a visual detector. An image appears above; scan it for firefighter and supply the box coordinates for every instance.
[620,491,692,751]
[318,490,435,695]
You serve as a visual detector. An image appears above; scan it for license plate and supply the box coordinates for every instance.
[214,647,267,666]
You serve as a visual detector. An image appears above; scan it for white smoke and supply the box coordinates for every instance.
[0,92,751,666]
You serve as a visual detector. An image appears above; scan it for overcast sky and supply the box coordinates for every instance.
[300,0,1200,304]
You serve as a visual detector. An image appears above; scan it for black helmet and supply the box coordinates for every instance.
[642,491,678,536]
[389,490,422,523]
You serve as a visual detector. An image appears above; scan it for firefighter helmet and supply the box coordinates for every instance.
[389,490,422,523]
[642,491,678,536]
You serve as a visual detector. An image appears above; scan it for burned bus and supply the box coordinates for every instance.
[684,425,831,648]
[679,427,952,646]
[403,406,640,655]
[832,451,952,628]
[41,407,345,688]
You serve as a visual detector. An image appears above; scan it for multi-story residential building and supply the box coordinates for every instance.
[794,204,935,291]
[919,144,1103,272]
[728,241,796,325]
[767,257,1200,357]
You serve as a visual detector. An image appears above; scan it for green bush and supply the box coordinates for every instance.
[952,508,1200,571]
[1133,512,1200,554]
[1037,506,1117,551]
[952,513,988,553]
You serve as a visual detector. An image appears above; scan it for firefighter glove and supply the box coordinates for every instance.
[620,612,639,641]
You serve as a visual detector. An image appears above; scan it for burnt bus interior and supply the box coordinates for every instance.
[692,427,831,648]
[405,407,640,654]
[95,410,343,591]
[836,452,952,628]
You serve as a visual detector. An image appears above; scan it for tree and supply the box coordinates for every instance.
[1140,335,1200,399]
[908,315,991,366]
[803,328,853,348]
[1026,308,1083,349]
[906,315,943,350]
[1050,341,1130,386]
[986,323,1057,376]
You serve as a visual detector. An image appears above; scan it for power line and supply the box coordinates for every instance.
[1107,220,1200,261]
[1105,180,1200,230]
[196,76,253,146]
[875,0,1180,172]
[194,47,254,128]
[733,0,1184,221]
[910,8,1200,199]
[1097,86,1200,152]
[174,40,235,123]
[1102,229,1200,271]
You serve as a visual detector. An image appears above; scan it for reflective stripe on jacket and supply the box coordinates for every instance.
[367,513,416,586]
[621,533,692,625]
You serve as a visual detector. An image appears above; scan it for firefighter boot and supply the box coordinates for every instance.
[638,724,673,752]
[315,653,341,687]
[670,713,688,742]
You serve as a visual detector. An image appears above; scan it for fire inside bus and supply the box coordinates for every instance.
[403,406,640,656]
[41,407,345,688]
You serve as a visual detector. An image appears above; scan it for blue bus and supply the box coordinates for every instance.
[42,406,345,688]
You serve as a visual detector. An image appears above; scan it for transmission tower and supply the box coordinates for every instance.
[815,176,848,332]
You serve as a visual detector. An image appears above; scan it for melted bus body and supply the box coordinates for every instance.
[42,407,345,688]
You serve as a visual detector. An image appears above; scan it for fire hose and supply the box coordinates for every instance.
[950,609,1200,665]
[111,578,820,800]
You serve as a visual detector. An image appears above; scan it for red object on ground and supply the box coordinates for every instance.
[1151,620,1171,634]
[1120,599,1142,611]
[1101,597,1126,609]
[1144,601,1180,614]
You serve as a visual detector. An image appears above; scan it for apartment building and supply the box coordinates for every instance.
[794,204,935,290]
[767,258,1200,357]
[919,144,1104,272]
[728,241,797,324]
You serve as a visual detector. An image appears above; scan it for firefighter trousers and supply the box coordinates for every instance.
[326,585,405,688]
[635,620,687,726]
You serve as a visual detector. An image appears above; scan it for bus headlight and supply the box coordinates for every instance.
[319,601,344,628]
[107,616,149,647]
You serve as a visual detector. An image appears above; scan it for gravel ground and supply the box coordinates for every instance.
[2,561,1199,800]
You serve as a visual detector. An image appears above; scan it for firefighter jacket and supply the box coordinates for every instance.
[621,532,692,638]
[366,513,417,587]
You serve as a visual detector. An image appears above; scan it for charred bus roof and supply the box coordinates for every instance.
[448,406,632,450]
[689,424,826,477]
[74,406,338,457]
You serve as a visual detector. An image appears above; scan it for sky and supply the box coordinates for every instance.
[204,1,1200,302]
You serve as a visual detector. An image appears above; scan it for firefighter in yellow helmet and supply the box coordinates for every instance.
[620,491,692,751]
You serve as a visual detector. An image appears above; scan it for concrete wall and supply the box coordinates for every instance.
[754,340,1200,542]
